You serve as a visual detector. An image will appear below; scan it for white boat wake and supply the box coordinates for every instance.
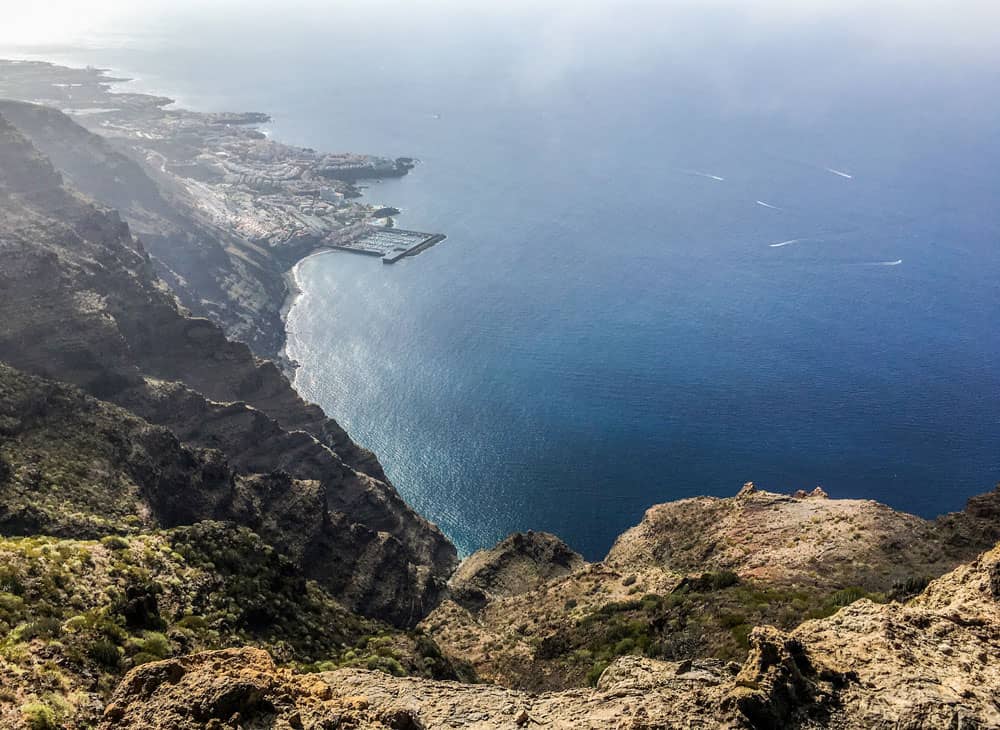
[867,259,903,266]
[825,167,853,179]
[769,238,801,248]
[756,200,780,210]
[683,169,725,181]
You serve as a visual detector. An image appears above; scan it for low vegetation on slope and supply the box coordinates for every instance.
[96,542,1000,728]
[0,362,227,538]
[0,523,470,729]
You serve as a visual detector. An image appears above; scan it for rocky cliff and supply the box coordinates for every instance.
[0,97,291,357]
[0,61,409,362]
[0,112,456,626]
[0,360,470,728]
[448,531,585,612]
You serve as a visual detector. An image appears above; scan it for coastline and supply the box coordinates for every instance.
[277,247,343,380]
[0,57,420,368]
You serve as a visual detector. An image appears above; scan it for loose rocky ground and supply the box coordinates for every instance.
[98,542,1000,728]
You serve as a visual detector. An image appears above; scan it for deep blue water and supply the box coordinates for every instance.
[7,2,1000,559]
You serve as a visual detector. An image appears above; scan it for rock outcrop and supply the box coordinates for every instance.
[99,541,1000,728]
[604,483,989,591]
[422,482,1000,691]
[448,531,586,611]
[728,541,1000,728]
[99,647,732,729]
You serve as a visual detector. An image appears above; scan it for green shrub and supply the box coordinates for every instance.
[175,615,208,631]
[140,632,171,659]
[20,617,62,641]
[365,656,406,677]
[729,623,751,650]
[21,702,58,730]
[718,612,747,630]
[613,638,635,655]
[889,576,930,602]
[130,652,159,667]
[586,660,610,686]
[829,587,866,607]
[87,638,120,670]
[0,570,24,595]
[100,536,130,551]
[0,592,25,624]
[415,635,443,660]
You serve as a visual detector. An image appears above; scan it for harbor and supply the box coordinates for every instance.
[330,225,446,263]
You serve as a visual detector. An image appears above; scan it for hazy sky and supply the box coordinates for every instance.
[4,0,1000,61]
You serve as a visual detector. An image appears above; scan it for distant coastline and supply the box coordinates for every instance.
[0,57,439,369]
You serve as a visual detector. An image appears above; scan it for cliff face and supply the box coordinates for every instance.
[0,61,417,362]
[0,113,456,625]
[0,361,234,537]
[99,543,1000,728]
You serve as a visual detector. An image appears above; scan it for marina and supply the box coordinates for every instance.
[331,225,446,263]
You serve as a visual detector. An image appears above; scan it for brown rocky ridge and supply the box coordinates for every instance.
[418,482,1000,692]
[99,541,1000,728]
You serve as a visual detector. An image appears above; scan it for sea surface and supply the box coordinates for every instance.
[6,1,999,558]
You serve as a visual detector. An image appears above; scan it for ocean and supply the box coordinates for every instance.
[7,1,999,559]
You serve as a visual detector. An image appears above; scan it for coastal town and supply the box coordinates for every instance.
[0,59,443,262]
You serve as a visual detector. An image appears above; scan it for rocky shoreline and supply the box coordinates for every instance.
[278,247,342,378]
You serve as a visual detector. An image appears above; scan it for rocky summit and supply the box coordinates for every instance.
[0,70,997,730]
[97,542,1000,728]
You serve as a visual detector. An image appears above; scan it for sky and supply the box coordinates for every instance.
[4,0,1000,60]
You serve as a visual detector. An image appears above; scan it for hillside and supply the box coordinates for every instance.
[0,519,469,729]
[0,61,401,360]
[0,112,456,625]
